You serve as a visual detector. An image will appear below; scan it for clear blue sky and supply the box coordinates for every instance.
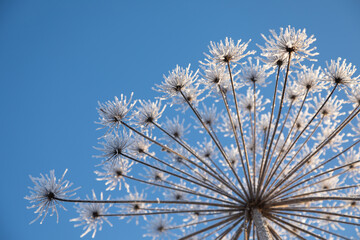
[1,0,360,239]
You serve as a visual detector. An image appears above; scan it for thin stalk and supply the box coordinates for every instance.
[54,197,240,207]
[261,100,294,191]
[121,152,244,203]
[121,121,237,194]
[253,82,257,189]
[178,213,241,240]
[258,53,292,198]
[271,196,360,207]
[226,62,253,197]
[272,213,351,240]
[219,85,253,198]
[215,218,244,240]
[179,90,248,199]
[143,151,236,200]
[270,214,325,239]
[166,213,239,231]
[261,116,324,201]
[262,83,339,195]
[123,174,238,205]
[257,65,281,198]
[269,87,311,167]
[271,208,360,221]
[273,138,360,198]
[102,208,241,217]
[154,120,245,199]
[153,121,240,194]
[268,215,305,240]
[272,211,360,227]
[273,160,360,200]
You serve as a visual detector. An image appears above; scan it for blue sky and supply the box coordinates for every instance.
[1,0,360,239]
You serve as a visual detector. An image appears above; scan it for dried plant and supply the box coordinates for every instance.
[26,26,360,239]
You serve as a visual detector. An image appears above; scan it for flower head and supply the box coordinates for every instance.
[97,93,136,130]
[296,65,325,93]
[163,116,189,140]
[118,189,151,224]
[155,64,198,99]
[95,130,133,162]
[95,160,133,191]
[259,26,318,64]
[240,57,271,86]
[70,191,112,238]
[199,63,228,91]
[324,57,359,86]
[143,215,175,240]
[25,169,77,224]
[135,99,166,128]
[203,37,255,65]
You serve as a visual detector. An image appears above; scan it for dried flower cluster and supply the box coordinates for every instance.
[26,26,360,239]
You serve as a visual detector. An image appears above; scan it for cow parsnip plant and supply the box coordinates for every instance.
[26,26,360,239]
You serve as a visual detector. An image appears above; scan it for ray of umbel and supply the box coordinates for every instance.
[26,26,360,239]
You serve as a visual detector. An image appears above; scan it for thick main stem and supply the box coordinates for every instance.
[253,209,272,240]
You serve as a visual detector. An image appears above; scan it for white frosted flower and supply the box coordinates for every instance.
[259,26,318,64]
[143,215,175,240]
[258,112,271,133]
[95,160,133,191]
[203,37,255,65]
[240,57,271,86]
[135,99,166,128]
[315,205,344,231]
[220,144,240,168]
[312,125,347,153]
[198,139,218,160]
[258,48,289,69]
[129,134,152,159]
[348,115,360,139]
[285,107,311,133]
[194,103,221,132]
[71,191,112,238]
[95,130,132,162]
[316,174,341,191]
[166,147,191,167]
[143,165,169,183]
[311,94,344,122]
[285,81,304,105]
[97,94,136,130]
[218,110,245,138]
[345,85,360,107]
[200,63,228,90]
[25,169,77,224]
[155,64,198,99]
[296,65,325,93]
[118,189,151,224]
[163,180,189,202]
[338,149,360,182]
[175,84,205,110]
[163,116,189,140]
[324,57,359,86]
[238,88,270,113]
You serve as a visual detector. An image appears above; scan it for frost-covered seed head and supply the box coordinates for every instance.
[25,169,77,224]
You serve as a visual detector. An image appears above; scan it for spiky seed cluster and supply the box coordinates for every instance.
[25,169,77,224]
[26,26,360,239]
[70,191,113,238]
[97,94,136,130]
